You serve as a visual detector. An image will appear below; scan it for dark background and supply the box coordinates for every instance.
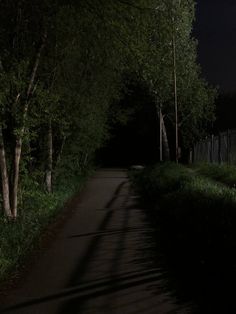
[97,83,158,167]
[195,0,236,92]
[194,1,236,132]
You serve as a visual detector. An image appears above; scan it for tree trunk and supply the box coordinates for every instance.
[157,106,170,162]
[55,136,66,169]
[83,153,88,168]
[158,106,163,162]
[45,120,53,193]
[218,133,222,164]
[12,138,22,218]
[162,117,170,161]
[11,31,47,218]
[0,127,12,218]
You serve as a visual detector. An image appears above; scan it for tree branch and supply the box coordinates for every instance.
[26,30,48,100]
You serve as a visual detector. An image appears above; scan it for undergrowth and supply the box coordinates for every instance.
[131,162,236,270]
[0,170,89,282]
[193,163,236,188]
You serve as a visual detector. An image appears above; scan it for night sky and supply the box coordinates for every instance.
[195,0,236,92]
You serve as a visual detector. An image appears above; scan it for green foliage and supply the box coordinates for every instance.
[131,162,192,199]
[131,163,236,268]
[193,163,236,188]
[142,0,216,149]
[0,0,157,212]
[0,172,87,281]
[0,0,216,191]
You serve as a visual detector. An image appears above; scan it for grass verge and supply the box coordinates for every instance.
[131,162,236,269]
[0,170,90,282]
[193,163,236,188]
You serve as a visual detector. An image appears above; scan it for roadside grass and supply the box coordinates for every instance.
[0,171,89,282]
[131,162,192,200]
[131,163,236,270]
[193,163,236,188]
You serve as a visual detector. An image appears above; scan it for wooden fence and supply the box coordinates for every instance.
[194,130,236,164]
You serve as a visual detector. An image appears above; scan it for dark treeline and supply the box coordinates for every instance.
[0,0,215,219]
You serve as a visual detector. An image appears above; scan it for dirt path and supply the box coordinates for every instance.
[0,169,193,314]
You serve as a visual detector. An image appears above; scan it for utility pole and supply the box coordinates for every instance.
[172,0,181,164]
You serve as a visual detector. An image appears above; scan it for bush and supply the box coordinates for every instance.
[131,162,192,200]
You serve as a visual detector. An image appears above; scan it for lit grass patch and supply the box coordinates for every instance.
[131,162,236,269]
[0,172,88,282]
[193,163,236,188]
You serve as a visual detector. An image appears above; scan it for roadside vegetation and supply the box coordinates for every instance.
[193,163,236,188]
[0,170,89,282]
[131,163,236,272]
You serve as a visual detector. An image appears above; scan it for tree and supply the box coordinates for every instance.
[0,0,157,217]
[142,0,216,161]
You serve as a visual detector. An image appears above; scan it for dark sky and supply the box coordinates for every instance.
[194,0,236,92]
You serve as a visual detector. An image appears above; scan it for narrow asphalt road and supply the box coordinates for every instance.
[0,169,193,314]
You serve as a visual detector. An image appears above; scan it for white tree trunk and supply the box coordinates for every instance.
[55,136,66,168]
[46,120,53,193]
[12,138,22,218]
[159,106,163,162]
[0,127,12,218]
[162,117,170,161]
[157,106,170,162]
